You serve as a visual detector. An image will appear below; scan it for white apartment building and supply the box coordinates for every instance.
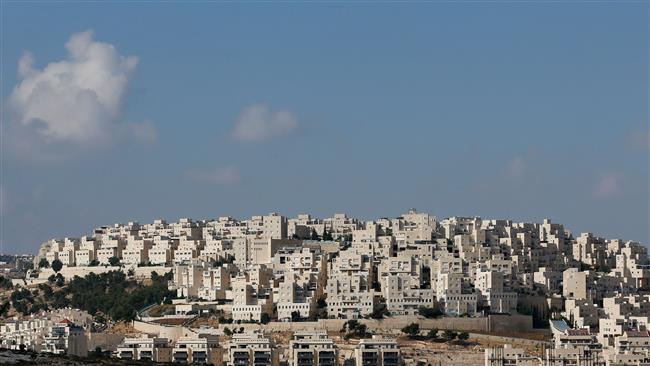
[354,337,402,366]
[231,273,273,322]
[289,331,337,366]
[116,335,171,362]
[0,316,53,351]
[43,319,87,357]
[172,334,222,364]
[226,332,278,366]
[326,249,376,319]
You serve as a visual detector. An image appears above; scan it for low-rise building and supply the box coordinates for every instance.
[289,331,337,366]
[172,334,222,364]
[226,332,278,366]
[42,319,87,357]
[116,335,171,362]
[354,337,401,366]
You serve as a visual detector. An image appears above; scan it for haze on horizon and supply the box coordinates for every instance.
[1,2,648,254]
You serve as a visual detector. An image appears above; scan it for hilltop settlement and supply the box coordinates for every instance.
[1,209,649,365]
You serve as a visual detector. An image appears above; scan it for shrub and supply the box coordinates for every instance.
[427,329,439,339]
[261,313,270,324]
[443,330,458,342]
[401,323,420,337]
[0,276,13,289]
[458,332,469,342]
[418,306,443,318]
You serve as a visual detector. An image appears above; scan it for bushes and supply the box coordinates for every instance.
[0,275,13,289]
[443,330,457,342]
[218,316,233,324]
[427,329,438,339]
[55,273,65,287]
[108,257,121,267]
[401,323,420,338]
[291,311,302,322]
[342,320,370,339]
[261,313,271,324]
[418,306,443,319]
[0,301,10,316]
[458,332,469,342]
[10,288,34,315]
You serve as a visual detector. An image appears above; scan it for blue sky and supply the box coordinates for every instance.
[1,2,648,254]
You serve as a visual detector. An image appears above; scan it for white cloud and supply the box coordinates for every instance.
[593,172,622,199]
[505,156,526,181]
[188,166,241,185]
[5,30,152,159]
[232,103,298,142]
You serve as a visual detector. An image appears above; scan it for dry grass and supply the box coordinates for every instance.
[105,321,137,336]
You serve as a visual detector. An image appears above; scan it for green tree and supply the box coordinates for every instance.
[0,276,13,289]
[458,332,469,342]
[427,329,439,339]
[322,229,333,241]
[223,327,232,336]
[92,346,103,357]
[418,306,443,319]
[401,323,420,338]
[443,330,457,342]
[291,311,301,322]
[38,258,49,268]
[51,259,63,273]
[0,301,10,316]
[342,320,360,333]
[108,257,120,267]
[55,273,65,287]
[261,313,271,324]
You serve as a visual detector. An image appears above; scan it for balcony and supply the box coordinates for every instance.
[318,352,336,366]
[118,351,134,360]
[173,351,188,363]
[192,351,208,363]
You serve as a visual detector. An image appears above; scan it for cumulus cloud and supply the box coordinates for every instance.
[187,166,241,185]
[593,172,622,199]
[4,30,153,160]
[232,103,298,142]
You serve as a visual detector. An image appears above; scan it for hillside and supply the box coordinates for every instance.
[0,270,174,321]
